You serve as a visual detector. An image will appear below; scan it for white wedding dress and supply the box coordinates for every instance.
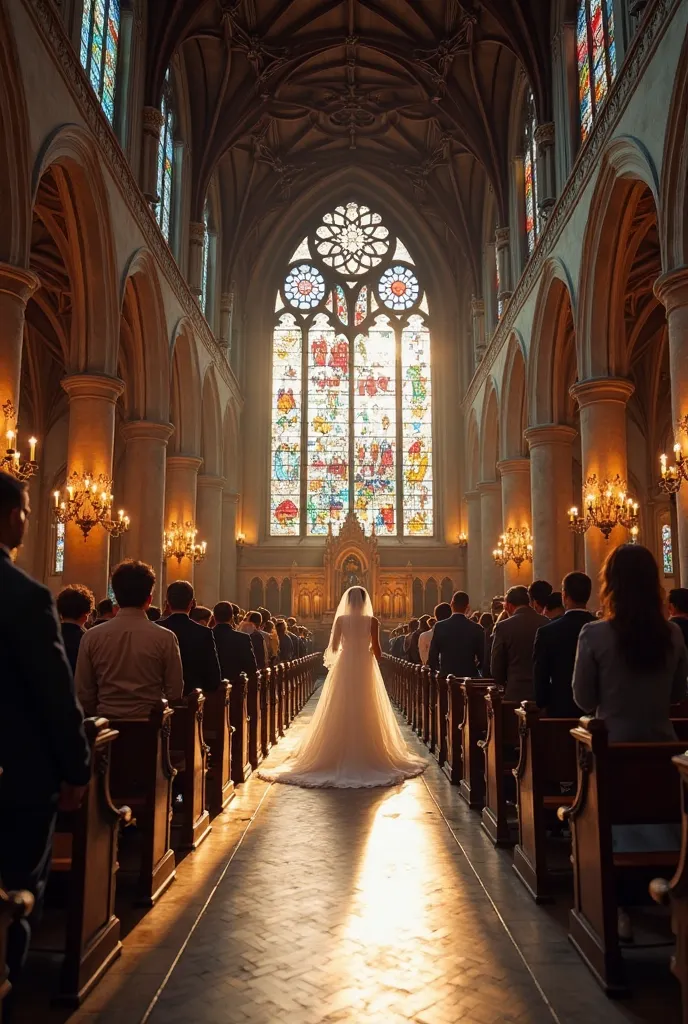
[257,587,426,789]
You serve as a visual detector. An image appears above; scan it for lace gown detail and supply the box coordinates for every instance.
[257,611,426,789]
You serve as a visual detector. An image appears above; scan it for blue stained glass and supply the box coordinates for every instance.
[80,0,120,124]
[201,205,210,316]
[577,0,616,140]
[662,524,674,576]
[270,313,302,536]
[353,317,397,536]
[157,85,174,242]
[402,316,433,536]
[54,521,65,575]
[306,316,349,536]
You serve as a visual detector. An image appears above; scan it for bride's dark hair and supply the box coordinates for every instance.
[347,587,366,605]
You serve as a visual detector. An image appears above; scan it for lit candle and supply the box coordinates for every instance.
[53,490,59,507]
[201,541,207,554]
[5,429,14,450]
[661,453,668,477]
[67,486,73,500]
[13,451,19,466]
[28,437,37,462]
[675,442,681,456]
[118,509,124,521]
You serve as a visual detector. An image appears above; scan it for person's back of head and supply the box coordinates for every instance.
[418,614,431,632]
[111,560,156,609]
[97,597,114,619]
[450,591,470,614]
[190,605,212,625]
[505,586,530,612]
[528,579,553,612]
[544,592,565,618]
[0,471,28,550]
[434,602,452,622]
[248,610,262,627]
[479,612,494,634]
[287,616,297,629]
[146,606,161,621]
[57,584,94,624]
[669,588,688,616]
[166,579,194,613]
[214,601,234,625]
[258,606,270,627]
[408,617,420,633]
[275,619,287,635]
[230,602,240,622]
[601,544,671,671]
[562,571,592,608]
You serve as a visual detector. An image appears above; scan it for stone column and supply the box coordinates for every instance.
[525,425,577,588]
[570,378,634,602]
[495,227,512,308]
[471,296,486,364]
[164,455,202,585]
[479,480,504,610]
[655,269,688,583]
[534,122,556,221]
[188,221,205,299]
[220,491,240,601]
[0,264,40,426]
[61,374,125,598]
[218,291,234,355]
[497,458,532,591]
[120,420,173,593]
[465,490,482,609]
[194,474,225,608]
[140,106,164,202]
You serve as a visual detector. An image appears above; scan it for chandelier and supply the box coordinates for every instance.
[493,527,533,571]
[53,472,130,539]
[659,416,688,494]
[164,521,207,564]
[1,401,38,482]
[568,475,639,541]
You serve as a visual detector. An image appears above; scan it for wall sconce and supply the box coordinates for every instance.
[457,533,468,548]
[236,532,245,546]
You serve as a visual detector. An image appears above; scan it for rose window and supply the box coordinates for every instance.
[284,264,326,309]
[315,202,390,275]
[379,266,420,310]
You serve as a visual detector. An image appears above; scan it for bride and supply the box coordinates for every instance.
[257,586,426,789]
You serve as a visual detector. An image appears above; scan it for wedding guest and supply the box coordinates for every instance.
[491,586,547,701]
[479,611,495,666]
[407,615,430,665]
[668,588,688,648]
[544,592,565,620]
[57,584,95,673]
[259,607,279,660]
[158,581,222,694]
[212,601,257,679]
[93,597,116,626]
[404,619,420,659]
[276,619,294,661]
[428,592,484,677]
[533,572,594,717]
[287,616,303,655]
[146,606,161,621]
[190,605,212,626]
[0,473,90,1019]
[573,545,688,741]
[528,580,553,616]
[420,604,451,665]
[76,560,184,718]
[391,625,408,658]
[239,611,268,669]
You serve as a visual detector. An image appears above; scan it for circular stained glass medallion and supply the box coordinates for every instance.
[315,203,390,276]
[284,264,326,310]
[378,265,420,311]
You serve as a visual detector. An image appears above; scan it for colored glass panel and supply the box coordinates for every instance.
[270,314,302,536]
[80,0,120,124]
[334,284,348,324]
[662,524,674,576]
[353,317,396,535]
[355,286,368,325]
[54,521,65,575]
[284,264,326,310]
[495,244,503,320]
[157,85,174,242]
[379,266,419,311]
[315,203,390,275]
[402,317,433,536]
[201,205,210,316]
[578,0,616,140]
[306,316,349,536]
[577,2,592,139]
[606,0,617,79]
[524,89,539,256]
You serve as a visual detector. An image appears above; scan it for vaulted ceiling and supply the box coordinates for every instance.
[144,1,553,293]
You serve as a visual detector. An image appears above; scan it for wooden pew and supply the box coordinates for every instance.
[203,681,235,818]
[230,672,251,784]
[51,718,131,1005]
[442,675,464,785]
[247,671,263,770]
[0,888,33,1022]
[274,664,286,739]
[435,673,448,768]
[109,701,177,906]
[559,718,686,993]
[170,690,211,850]
[284,663,294,727]
[479,687,520,846]
[459,679,494,808]
[421,666,433,749]
[650,752,688,1024]
[419,665,430,743]
[512,703,578,902]
[260,667,272,759]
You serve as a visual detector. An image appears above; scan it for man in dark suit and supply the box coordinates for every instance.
[390,626,408,658]
[276,619,294,661]
[212,602,257,678]
[491,586,547,701]
[158,580,222,693]
[428,591,485,677]
[0,472,91,1017]
[56,584,94,674]
[533,572,595,717]
[287,617,303,655]
[669,588,688,648]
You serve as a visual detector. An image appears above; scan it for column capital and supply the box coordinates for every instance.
[141,105,164,136]
[120,419,174,443]
[495,226,510,250]
[223,491,240,505]
[166,454,203,472]
[654,267,688,315]
[497,458,530,477]
[197,473,226,491]
[470,295,485,317]
[569,377,634,408]
[524,424,578,448]
[61,373,124,404]
[478,480,502,495]
[0,262,40,304]
[534,121,555,149]
[189,221,205,245]
[464,489,481,504]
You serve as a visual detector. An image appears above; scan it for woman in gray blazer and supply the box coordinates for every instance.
[573,544,688,742]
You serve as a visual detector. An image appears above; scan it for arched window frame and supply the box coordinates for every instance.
[523,88,540,257]
[156,69,176,244]
[269,202,434,540]
[577,0,617,141]
[80,0,121,124]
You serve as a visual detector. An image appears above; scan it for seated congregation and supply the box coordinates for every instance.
[384,544,688,1004]
[0,472,318,1021]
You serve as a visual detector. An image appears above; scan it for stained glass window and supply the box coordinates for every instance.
[271,314,302,535]
[662,523,674,576]
[156,72,175,243]
[269,202,432,538]
[523,89,540,257]
[54,521,65,574]
[80,0,120,124]
[201,204,210,316]
[577,0,617,141]
[495,244,503,320]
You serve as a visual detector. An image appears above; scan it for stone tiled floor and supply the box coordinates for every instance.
[22,685,681,1024]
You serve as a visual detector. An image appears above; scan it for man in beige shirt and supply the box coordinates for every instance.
[76,560,183,719]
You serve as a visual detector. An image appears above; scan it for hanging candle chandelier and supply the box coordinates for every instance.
[1,401,38,482]
[163,521,207,564]
[493,527,533,572]
[53,472,130,538]
[568,475,639,541]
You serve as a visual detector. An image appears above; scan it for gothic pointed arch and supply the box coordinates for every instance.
[0,1,32,265]
[660,29,688,270]
[479,381,500,483]
[528,258,578,425]
[500,333,528,459]
[169,318,202,455]
[119,248,170,423]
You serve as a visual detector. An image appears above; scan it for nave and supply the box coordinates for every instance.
[23,688,676,1024]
